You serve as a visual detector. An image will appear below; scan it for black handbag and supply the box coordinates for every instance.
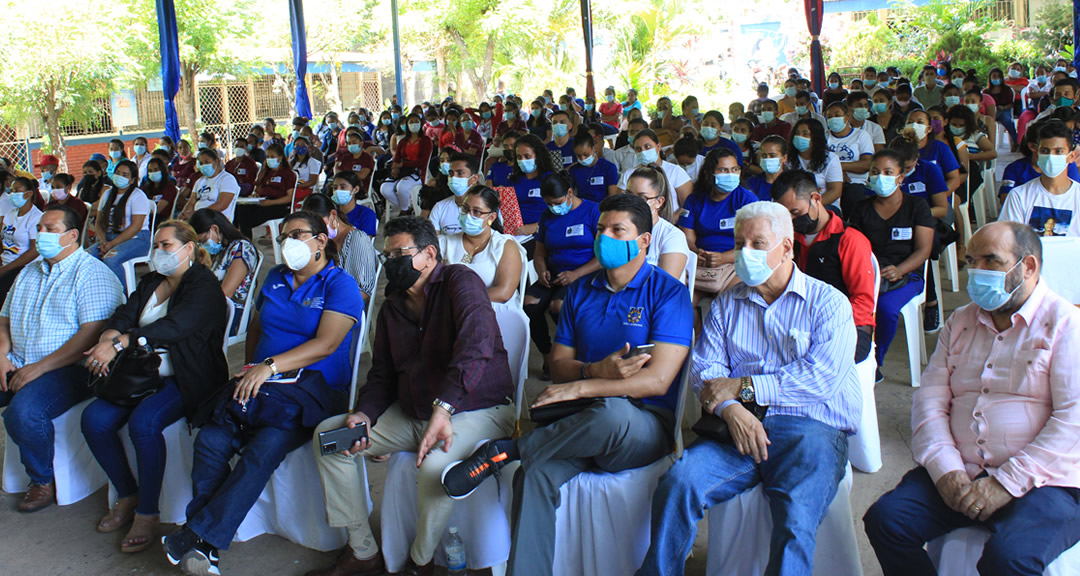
[691,402,768,444]
[529,398,600,426]
[88,343,163,406]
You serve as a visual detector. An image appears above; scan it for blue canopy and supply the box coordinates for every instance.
[290,0,313,119]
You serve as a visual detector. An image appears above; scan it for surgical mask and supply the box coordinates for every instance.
[51,188,68,201]
[906,123,929,140]
[113,175,131,189]
[481,111,492,119]
[384,254,421,293]
[439,162,450,176]
[606,94,615,102]
[951,78,964,87]
[518,158,536,173]
[827,117,847,132]
[234,147,246,158]
[991,78,1002,86]
[35,231,70,259]
[530,108,542,118]
[584,104,595,111]
[1038,153,1069,178]
[148,171,163,183]
[449,176,470,197]
[559,104,569,112]
[828,81,840,90]
[462,120,476,131]
[1056,97,1075,108]
[732,132,748,144]
[292,130,301,139]
[134,144,147,155]
[544,96,552,104]
[868,174,898,197]
[792,135,811,152]
[593,233,641,269]
[151,244,188,276]
[966,103,980,114]
[553,124,569,138]
[342,143,360,155]
[760,157,782,174]
[198,142,208,150]
[504,112,516,122]
[852,108,870,121]
[967,260,1023,312]
[332,188,353,205]
[700,126,719,141]
[295,145,308,157]
[382,118,393,126]
[350,123,361,129]
[949,125,965,136]
[326,221,338,240]
[281,237,315,271]
[579,154,596,167]
[795,105,809,116]
[41,170,53,181]
[638,148,659,165]
[761,111,775,123]
[714,173,740,192]
[267,157,280,169]
[734,242,782,287]
[408,122,422,133]
[656,110,667,119]
[459,212,487,236]
[548,196,572,215]
[944,96,961,107]
[328,122,339,130]
[872,102,888,114]
[1055,66,1068,73]
[1009,69,1021,79]
[7,191,28,209]
[865,79,877,87]
[1037,75,1048,84]
[199,164,216,178]
[784,87,796,98]
[896,98,911,107]
[392,112,401,121]
[110,150,123,160]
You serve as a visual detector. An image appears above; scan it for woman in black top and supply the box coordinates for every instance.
[849,149,934,372]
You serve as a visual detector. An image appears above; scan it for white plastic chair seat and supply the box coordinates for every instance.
[707,463,863,576]
[942,244,959,292]
[106,418,196,524]
[927,526,1080,575]
[226,251,264,348]
[2,398,107,505]
[899,262,929,387]
[121,211,158,296]
[850,254,882,472]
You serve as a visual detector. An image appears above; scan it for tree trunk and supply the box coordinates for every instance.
[178,60,200,143]
[450,29,490,101]
[435,46,449,98]
[328,62,342,112]
[42,79,67,171]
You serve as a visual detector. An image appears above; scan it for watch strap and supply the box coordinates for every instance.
[433,398,456,415]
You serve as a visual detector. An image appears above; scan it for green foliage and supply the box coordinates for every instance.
[1022,0,1073,55]
[927,30,1004,78]
[609,0,699,102]
[828,13,904,68]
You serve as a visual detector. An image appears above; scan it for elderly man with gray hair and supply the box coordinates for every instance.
[636,200,862,576]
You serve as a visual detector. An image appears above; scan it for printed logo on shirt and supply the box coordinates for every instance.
[196,185,213,201]
[1,223,16,255]
[528,188,542,198]
[679,209,690,218]
[590,176,605,186]
[891,227,913,240]
[301,297,325,309]
[830,143,856,162]
[563,155,574,165]
[271,283,286,290]
[626,307,644,325]
[719,218,734,230]
[1029,206,1073,237]
[270,176,282,183]
[566,224,585,237]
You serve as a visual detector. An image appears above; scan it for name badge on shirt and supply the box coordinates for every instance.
[566,224,585,237]
[892,227,913,240]
[238,169,247,175]
[271,176,282,183]
[528,188,541,198]
[563,155,574,165]
[719,217,735,230]
[908,182,926,194]
[352,164,364,171]
[590,176,605,186]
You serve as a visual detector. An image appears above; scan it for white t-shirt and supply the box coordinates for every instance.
[0,203,42,266]
[292,156,323,184]
[853,120,886,147]
[779,111,827,129]
[140,292,174,377]
[134,154,152,181]
[647,217,691,280]
[97,187,151,231]
[429,196,464,234]
[1000,178,1080,237]
[193,170,241,221]
[666,154,705,183]
[612,146,638,173]
[618,160,692,211]
[827,128,875,184]
[797,152,844,194]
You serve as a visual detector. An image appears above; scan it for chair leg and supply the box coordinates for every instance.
[945,244,959,292]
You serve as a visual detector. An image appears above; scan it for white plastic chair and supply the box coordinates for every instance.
[379,305,531,573]
[850,254,882,474]
[121,210,158,296]
[526,260,538,287]
[80,202,93,247]
[706,463,863,575]
[970,181,988,231]
[360,263,383,359]
[683,252,697,296]
[226,251,264,348]
[250,184,298,266]
[983,160,999,220]
[512,240,528,308]
[957,197,974,250]
[898,261,930,387]
[928,527,1080,575]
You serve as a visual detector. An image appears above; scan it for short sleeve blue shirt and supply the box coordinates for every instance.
[346,204,378,237]
[742,175,774,201]
[999,158,1080,197]
[537,199,600,273]
[546,140,576,168]
[901,160,949,203]
[254,264,363,391]
[918,140,960,176]
[514,173,548,225]
[487,162,514,188]
[702,138,745,166]
[676,187,760,253]
[569,158,620,203]
[554,264,693,412]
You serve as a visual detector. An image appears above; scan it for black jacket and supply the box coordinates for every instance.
[105,263,229,426]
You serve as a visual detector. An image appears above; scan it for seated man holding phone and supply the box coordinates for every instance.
[441,194,693,576]
[308,216,515,576]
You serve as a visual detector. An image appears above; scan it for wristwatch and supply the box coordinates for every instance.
[433,398,456,416]
[112,337,125,354]
[739,376,755,403]
[263,358,278,376]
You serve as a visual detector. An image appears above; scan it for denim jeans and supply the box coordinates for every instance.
[185,416,309,550]
[80,378,185,515]
[88,228,152,292]
[0,364,91,485]
[637,415,848,576]
[865,467,1080,576]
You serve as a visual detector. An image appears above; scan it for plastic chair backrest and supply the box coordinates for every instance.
[494,305,530,418]
[670,354,692,456]
[683,253,697,294]
[223,299,235,359]
[347,321,365,410]
[227,249,264,347]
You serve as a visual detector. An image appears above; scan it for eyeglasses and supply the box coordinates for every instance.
[276,229,315,243]
[714,167,741,175]
[633,193,662,203]
[378,245,419,264]
[461,207,495,219]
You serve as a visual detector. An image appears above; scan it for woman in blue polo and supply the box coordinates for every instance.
[510,134,560,239]
[169,211,363,570]
[524,172,601,380]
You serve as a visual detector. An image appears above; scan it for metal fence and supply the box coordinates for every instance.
[0,124,29,172]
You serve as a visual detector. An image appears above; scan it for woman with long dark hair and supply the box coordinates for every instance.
[790,117,844,205]
[439,184,524,306]
[90,159,152,291]
[189,208,258,336]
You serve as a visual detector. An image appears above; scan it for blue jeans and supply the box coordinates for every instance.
[875,274,925,366]
[864,467,1080,576]
[996,109,1017,144]
[0,364,91,485]
[89,228,152,292]
[80,378,185,515]
[185,416,309,549]
[638,415,848,576]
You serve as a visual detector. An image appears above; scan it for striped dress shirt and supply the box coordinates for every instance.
[692,265,862,434]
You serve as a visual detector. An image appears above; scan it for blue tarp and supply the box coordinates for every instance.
[290,0,313,119]
[156,0,181,142]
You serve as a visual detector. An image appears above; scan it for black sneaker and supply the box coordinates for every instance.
[181,541,221,576]
[875,368,885,384]
[924,305,941,334]
[162,527,201,567]
[441,440,512,500]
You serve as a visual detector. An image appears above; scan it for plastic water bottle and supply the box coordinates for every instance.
[446,526,466,576]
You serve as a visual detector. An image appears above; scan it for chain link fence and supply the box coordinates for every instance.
[0,125,30,171]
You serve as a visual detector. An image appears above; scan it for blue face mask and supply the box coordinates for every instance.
[760,111,775,123]
[41,170,53,181]
[990,78,1002,86]
[391,112,401,120]
[865,79,877,87]
[594,233,641,269]
[113,174,131,189]
[348,144,362,154]
[382,118,392,126]
[559,104,569,111]
[637,148,659,166]
[852,107,870,121]
[110,150,123,159]
[795,105,809,116]
[148,171,163,183]
[1038,153,1069,178]
[458,212,487,236]
[1056,97,1075,108]
[827,117,847,132]
[872,102,889,114]
[328,122,338,130]
[732,132,748,144]
[517,158,536,173]
[760,157,782,174]
[449,176,471,197]
[462,120,476,131]
[35,231,70,259]
[713,173,740,192]
[553,123,569,138]
[1037,75,1048,84]
[548,196,572,215]
[584,104,595,111]
[9,192,28,209]
[133,144,147,155]
[440,162,451,176]
[700,126,719,141]
[967,260,1022,311]
[829,81,840,90]
[332,188,353,205]
[579,154,595,167]
[267,157,280,169]
[734,242,782,287]
[481,111,492,119]
[294,146,308,157]
[792,135,812,152]
[199,164,216,178]
[868,174,898,197]
[944,95,961,107]
[202,237,223,256]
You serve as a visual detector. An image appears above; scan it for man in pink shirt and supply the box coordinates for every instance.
[864,221,1080,576]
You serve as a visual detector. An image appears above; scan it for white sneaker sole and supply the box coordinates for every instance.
[181,549,221,576]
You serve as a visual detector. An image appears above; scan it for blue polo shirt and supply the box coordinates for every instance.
[546,139,576,168]
[676,187,760,253]
[254,264,363,391]
[554,264,693,413]
[513,173,549,225]
[569,157,620,203]
[702,138,745,166]
[621,101,643,116]
[487,162,514,187]
[537,199,600,273]
[345,204,378,237]
[742,175,774,201]
[1000,158,1080,197]
[918,140,960,176]
[901,160,949,203]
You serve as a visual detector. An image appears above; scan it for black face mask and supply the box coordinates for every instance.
[791,201,820,235]
[385,254,422,293]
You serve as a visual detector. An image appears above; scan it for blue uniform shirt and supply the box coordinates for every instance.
[547,140,576,168]
[537,199,600,273]
[554,264,693,413]
[254,264,363,390]
[514,173,549,225]
[677,187,760,253]
[999,158,1080,197]
[569,157,620,203]
[345,204,378,237]
[702,138,745,166]
[901,160,949,203]
[743,175,774,201]
[488,162,514,188]
[918,140,960,176]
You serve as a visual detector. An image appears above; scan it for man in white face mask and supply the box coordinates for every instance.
[638,200,861,576]
[866,221,1080,576]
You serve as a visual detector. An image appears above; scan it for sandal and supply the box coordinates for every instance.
[121,513,159,553]
[97,496,137,533]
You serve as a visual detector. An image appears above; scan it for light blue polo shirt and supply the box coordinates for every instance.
[554,263,693,412]
[254,264,363,390]
[569,157,620,203]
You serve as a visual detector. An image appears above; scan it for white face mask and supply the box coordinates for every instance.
[282,236,316,271]
[151,243,190,276]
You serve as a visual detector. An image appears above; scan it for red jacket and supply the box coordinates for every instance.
[394,135,434,182]
[794,213,876,328]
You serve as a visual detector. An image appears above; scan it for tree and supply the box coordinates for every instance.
[609,0,698,102]
[0,0,120,170]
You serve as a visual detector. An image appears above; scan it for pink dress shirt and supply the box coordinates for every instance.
[913,281,1080,497]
